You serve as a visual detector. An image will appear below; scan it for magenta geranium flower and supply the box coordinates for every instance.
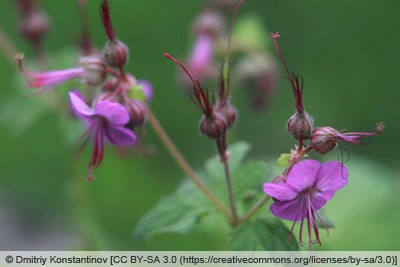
[263,159,348,250]
[26,68,84,89]
[16,54,106,93]
[69,90,136,181]
[187,34,214,79]
[311,123,385,154]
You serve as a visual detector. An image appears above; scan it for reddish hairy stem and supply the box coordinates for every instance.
[164,52,214,116]
[271,32,304,113]
[100,0,116,41]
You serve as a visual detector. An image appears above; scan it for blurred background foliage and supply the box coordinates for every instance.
[0,0,399,250]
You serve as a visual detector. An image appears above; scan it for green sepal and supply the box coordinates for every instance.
[276,153,291,167]
[128,85,146,102]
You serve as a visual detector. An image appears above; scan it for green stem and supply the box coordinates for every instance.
[216,135,239,226]
[147,109,231,221]
[238,195,270,224]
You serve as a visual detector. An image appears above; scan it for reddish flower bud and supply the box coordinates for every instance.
[287,111,314,141]
[310,123,385,155]
[215,101,236,128]
[124,99,148,129]
[103,39,129,68]
[101,78,119,92]
[193,10,225,38]
[19,10,50,44]
[310,127,339,154]
[200,112,227,139]
[234,53,278,111]
[79,55,107,86]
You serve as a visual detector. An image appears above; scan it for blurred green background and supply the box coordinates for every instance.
[0,0,399,250]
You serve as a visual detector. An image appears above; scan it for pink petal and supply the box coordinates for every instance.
[263,183,298,201]
[309,195,328,212]
[270,199,306,221]
[137,80,153,101]
[28,68,83,88]
[105,125,137,146]
[95,101,130,125]
[286,160,322,192]
[315,161,348,200]
[69,90,94,119]
[188,34,213,77]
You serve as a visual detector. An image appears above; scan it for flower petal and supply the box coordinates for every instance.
[309,195,328,212]
[137,79,153,101]
[263,183,298,201]
[270,199,306,221]
[286,160,322,192]
[69,90,94,119]
[105,125,137,146]
[28,68,83,88]
[188,34,213,76]
[315,161,348,201]
[95,101,130,125]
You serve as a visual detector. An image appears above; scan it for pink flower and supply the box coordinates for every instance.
[310,123,385,154]
[187,34,214,81]
[137,79,153,101]
[263,160,348,250]
[26,68,84,90]
[16,54,106,93]
[69,90,136,181]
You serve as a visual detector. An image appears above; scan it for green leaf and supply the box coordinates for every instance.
[276,153,291,167]
[229,216,299,251]
[204,142,251,182]
[134,142,276,244]
[233,160,269,201]
[134,195,207,239]
[133,176,215,239]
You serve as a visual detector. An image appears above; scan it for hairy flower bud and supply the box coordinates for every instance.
[79,55,107,86]
[310,127,339,154]
[193,10,225,38]
[18,10,50,43]
[234,54,278,111]
[200,112,227,139]
[287,111,314,140]
[103,39,129,68]
[101,78,118,92]
[215,101,236,128]
[124,99,147,129]
[310,123,384,155]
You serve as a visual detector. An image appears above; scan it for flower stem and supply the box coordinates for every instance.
[147,109,231,221]
[216,135,239,226]
[238,195,270,224]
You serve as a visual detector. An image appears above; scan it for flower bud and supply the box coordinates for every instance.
[234,54,278,111]
[215,101,236,128]
[103,39,129,68]
[124,99,147,128]
[310,127,339,154]
[101,78,119,92]
[19,11,50,43]
[193,10,225,38]
[287,111,314,140]
[79,55,107,86]
[200,112,227,139]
